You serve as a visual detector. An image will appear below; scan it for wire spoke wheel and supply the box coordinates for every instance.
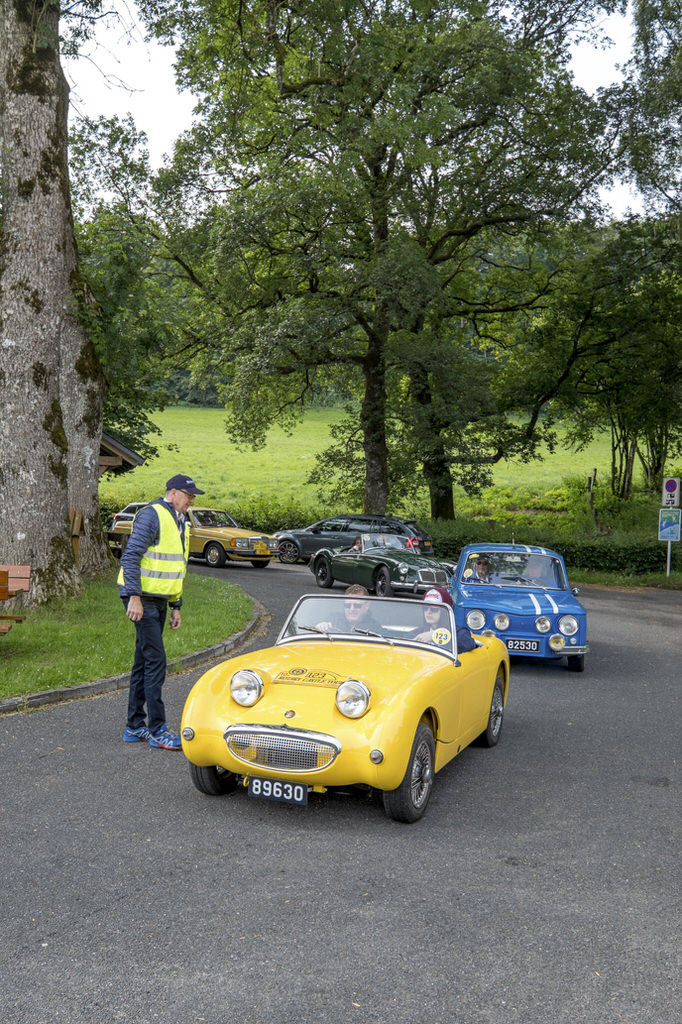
[383,723,435,823]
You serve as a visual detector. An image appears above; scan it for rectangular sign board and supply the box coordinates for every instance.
[662,477,680,507]
[659,508,681,542]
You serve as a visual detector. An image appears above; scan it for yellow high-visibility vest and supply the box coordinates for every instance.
[118,503,189,600]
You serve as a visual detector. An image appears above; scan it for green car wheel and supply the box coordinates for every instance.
[314,557,334,589]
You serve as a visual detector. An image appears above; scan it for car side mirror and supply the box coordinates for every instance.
[572,586,580,596]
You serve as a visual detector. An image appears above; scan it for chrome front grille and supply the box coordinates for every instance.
[224,724,341,773]
[417,568,450,586]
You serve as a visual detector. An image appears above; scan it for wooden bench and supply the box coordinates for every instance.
[0,564,31,636]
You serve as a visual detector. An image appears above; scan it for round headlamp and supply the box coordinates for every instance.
[336,679,371,719]
[494,613,510,631]
[466,609,486,631]
[559,615,579,636]
[230,669,264,707]
[535,616,551,633]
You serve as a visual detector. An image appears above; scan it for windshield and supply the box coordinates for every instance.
[279,595,459,658]
[360,534,408,552]
[192,509,238,528]
[460,550,566,590]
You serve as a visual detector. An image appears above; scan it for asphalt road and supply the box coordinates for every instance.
[1,563,679,1024]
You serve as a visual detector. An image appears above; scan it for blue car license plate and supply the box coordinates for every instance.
[248,777,308,806]
[506,638,540,652]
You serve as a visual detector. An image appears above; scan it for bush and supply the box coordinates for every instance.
[425,517,679,573]
[100,480,679,575]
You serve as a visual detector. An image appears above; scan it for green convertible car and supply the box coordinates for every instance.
[310,534,455,596]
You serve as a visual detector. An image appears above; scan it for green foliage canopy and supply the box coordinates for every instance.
[127,0,628,515]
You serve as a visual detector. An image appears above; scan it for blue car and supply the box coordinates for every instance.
[449,543,588,672]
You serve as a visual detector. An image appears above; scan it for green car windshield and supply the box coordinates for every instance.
[358,534,408,552]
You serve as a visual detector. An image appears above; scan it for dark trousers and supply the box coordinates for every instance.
[125,595,169,734]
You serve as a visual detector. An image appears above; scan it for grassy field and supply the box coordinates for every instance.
[0,569,253,701]
[101,405,623,511]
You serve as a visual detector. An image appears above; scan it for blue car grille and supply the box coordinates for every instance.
[224,725,341,773]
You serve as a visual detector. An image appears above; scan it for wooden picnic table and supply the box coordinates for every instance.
[0,564,31,635]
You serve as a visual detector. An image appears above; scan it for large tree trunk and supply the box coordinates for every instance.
[407,363,456,520]
[0,1,107,602]
[361,329,389,514]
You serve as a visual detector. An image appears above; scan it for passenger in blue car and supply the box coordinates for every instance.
[525,555,556,587]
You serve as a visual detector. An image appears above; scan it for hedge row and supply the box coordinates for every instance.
[426,520,678,573]
[99,496,679,575]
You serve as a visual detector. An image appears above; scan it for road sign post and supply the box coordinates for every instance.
[662,477,680,508]
[658,507,681,577]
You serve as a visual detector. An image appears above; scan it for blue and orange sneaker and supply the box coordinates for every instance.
[123,725,151,743]
[148,725,182,750]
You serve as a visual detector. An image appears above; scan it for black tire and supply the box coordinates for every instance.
[204,542,226,568]
[189,762,238,796]
[374,566,393,596]
[250,560,270,568]
[382,723,435,823]
[314,556,334,589]
[278,539,300,564]
[479,673,505,747]
[567,654,585,672]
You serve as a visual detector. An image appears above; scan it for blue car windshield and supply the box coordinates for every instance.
[461,552,566,590]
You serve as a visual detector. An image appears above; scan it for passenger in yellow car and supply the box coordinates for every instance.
[414,587,477,653]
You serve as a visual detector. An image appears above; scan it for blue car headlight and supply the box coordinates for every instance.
[535,616,551,633]
[466,609,486,631]
[559,615,579,636]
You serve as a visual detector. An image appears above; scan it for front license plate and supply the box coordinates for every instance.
[506,638,540,652]
[255,543,267,554]
[248,777,308,806]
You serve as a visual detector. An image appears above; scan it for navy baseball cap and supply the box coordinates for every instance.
[165,474,205,495]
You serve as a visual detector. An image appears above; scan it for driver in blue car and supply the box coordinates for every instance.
[472,555,492,582]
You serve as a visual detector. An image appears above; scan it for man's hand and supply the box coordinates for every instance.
[126,595,143,622]
[169,607,182,630]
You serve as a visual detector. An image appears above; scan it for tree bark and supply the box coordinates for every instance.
[360,329,389,514]
[0,1,108,602]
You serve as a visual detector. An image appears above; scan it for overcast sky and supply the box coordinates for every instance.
[64,9,642,217]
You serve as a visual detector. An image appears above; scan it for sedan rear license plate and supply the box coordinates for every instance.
[506,638,540,652]
[248,777,308,806]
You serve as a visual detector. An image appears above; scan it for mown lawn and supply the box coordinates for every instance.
[0,569,253,701]
[101,405,621,511]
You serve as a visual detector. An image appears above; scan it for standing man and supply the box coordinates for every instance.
[118,474,205,749]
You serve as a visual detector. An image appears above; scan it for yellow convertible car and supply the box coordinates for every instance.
[181,593,510,822]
